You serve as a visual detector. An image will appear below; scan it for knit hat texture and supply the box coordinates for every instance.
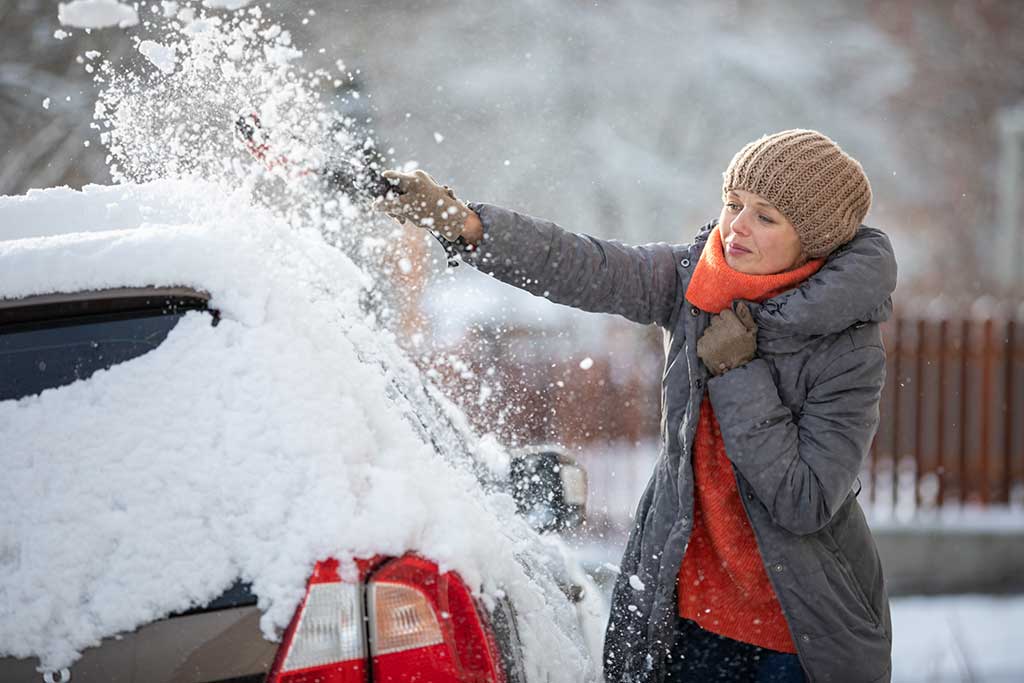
[722,129,872,258]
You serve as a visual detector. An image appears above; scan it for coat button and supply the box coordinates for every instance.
[773,563,784,573]
[746,493,754,501]
[681,258,690,267]
[690,306,699,317]
[801,633,811,643]
[694,379,703,390]
[681,514,690,524]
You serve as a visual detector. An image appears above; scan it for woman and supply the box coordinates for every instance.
[376,129,896,683]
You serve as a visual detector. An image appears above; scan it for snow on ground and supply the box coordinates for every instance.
[0,180,597,679]
[870,505,1024,533]
[890,594,1024,682]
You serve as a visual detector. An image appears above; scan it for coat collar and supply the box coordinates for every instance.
[689,219,897,353]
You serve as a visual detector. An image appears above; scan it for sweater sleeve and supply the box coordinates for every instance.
[706,345,886,536]
[461,202,683,327]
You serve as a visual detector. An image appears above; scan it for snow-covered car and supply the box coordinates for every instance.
[0,181,606,683]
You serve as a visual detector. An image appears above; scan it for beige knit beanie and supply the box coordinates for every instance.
[721,129,872,258]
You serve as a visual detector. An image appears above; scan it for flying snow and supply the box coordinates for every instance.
[57,0,139,29]
[137,40,177,74]
[203,0,254,9]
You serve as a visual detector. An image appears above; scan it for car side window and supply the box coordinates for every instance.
[0,291,212,402]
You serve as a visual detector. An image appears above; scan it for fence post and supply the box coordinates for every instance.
[958,319,970,507]
[914,318,926,510]
[981,318,994,505]
[937,319,948,507]
[1003,319,1018,504]
[892,317,903,513]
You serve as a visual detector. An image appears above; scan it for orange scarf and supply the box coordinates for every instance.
[676,223,823,652]
[685,224,824,313]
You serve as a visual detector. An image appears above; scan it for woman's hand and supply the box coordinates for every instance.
[696,302,758,376]
[373,169,472,242]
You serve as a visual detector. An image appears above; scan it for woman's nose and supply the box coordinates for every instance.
[731,209,753,236]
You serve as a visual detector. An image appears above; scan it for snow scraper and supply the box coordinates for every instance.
[235,113,466,266]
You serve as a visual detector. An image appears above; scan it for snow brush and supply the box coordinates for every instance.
[234,113,465,266]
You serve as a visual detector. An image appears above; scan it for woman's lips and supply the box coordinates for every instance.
[727,242,752,255]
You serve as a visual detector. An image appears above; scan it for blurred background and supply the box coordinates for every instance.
[3,1,1023,679]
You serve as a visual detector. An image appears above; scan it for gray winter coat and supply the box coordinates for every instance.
[463,202,896,683]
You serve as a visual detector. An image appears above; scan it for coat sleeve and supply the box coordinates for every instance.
[461,202,683,327]
[706,344,886,536]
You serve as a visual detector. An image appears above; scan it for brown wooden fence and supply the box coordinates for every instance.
[867,313,1023,513]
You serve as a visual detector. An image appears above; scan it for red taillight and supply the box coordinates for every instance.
[267,554,506,683]
[370,555,506,683]
[266,558,369,683]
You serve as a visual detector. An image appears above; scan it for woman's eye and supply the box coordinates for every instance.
[726,202,741,211]
[759,214,775,224]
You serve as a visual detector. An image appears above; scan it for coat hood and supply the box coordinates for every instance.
[692,220,898,354]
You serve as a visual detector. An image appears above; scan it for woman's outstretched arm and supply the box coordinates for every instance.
[460,202,684,328]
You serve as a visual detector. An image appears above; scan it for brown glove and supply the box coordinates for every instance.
[696,302,758,376]
[372,169,470,241]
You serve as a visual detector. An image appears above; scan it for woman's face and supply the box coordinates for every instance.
[719,189,806,275]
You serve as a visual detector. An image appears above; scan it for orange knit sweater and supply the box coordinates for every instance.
[677,225,823,652]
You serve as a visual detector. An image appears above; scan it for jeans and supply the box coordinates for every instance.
[662,617,806,682]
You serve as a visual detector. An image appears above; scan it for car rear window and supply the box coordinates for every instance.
[0,291,211,402]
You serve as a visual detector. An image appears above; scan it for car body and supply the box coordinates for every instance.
[0,181,605,682]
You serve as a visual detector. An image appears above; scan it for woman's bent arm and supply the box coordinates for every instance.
[461,202,683,327]
[707,343,887,536]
